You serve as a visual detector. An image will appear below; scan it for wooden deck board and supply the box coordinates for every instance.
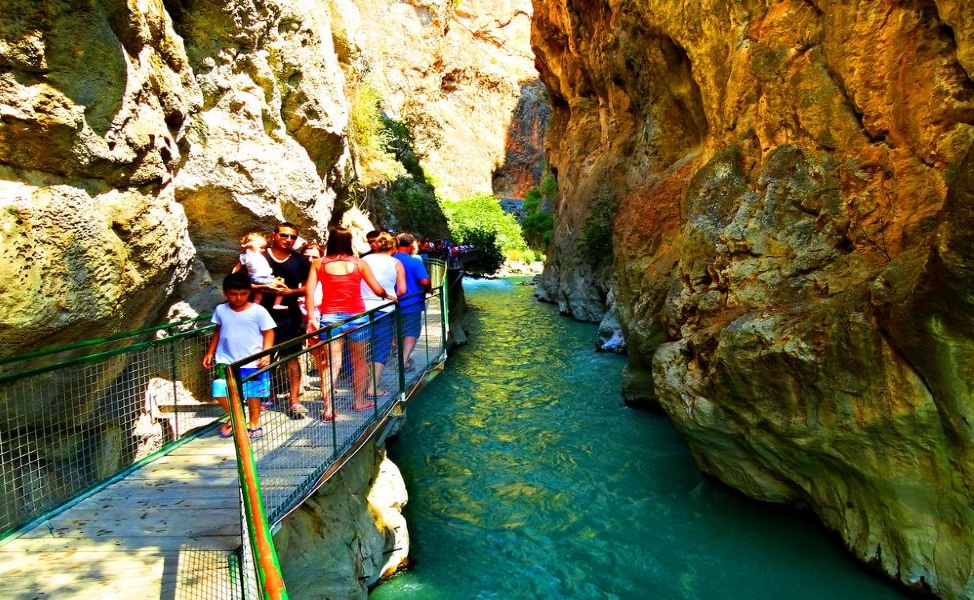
[1,348,447,599]
[0,427,243,599]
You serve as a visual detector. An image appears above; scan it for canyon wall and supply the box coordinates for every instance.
[0,0,539,591]
[532,1,974,597]
[0,0,349,356]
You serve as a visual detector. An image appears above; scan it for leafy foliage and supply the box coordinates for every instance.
[578,197,617,266]
[523,188,542,215]
[539,173,558,199]
[520,170,557,253]
[347,82,403,187]
[459,229,505,276]
[386,176,450,238]
[443,193,530,274]
[522,211,554,250]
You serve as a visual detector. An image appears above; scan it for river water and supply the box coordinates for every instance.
[371,277,908,600]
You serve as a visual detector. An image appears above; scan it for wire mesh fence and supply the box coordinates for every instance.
[0,317,218,539]
[231,282,447,526]
[0,259,450,599]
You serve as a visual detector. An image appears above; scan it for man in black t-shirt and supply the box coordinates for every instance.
[255,222,311,419]
[361,229,381,257]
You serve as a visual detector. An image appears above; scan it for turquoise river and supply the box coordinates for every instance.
[371,277,910,600]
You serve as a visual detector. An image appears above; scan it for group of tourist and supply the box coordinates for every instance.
[202,222,432,439]
[417,238,475,260]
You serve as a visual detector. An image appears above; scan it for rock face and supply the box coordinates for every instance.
[493,79,551,199]
[0,0,199,354]
[337,0,543,202]
[532,1,974,597]
[0,0,349,354]
[274,442,408,599]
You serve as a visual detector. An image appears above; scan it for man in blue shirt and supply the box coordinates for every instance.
[393,233,431,370]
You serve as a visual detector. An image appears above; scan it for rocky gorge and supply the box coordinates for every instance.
[0,0,540,596]
[533,1,974,598]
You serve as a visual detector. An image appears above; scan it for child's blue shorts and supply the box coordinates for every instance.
[239,367,271,398]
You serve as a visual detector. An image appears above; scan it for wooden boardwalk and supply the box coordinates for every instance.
[1,345,446,600]
[0,432,243,599]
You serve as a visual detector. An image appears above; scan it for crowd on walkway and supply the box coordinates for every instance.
[417,238,475,261]
[202,223,433,439]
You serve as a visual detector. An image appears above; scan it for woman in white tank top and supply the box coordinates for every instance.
[360,232,406,396]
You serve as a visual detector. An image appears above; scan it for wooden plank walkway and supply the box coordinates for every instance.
[0,433,243,599]
[0,342,446,599]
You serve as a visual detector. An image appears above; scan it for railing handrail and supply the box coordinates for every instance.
[0,313,213,368]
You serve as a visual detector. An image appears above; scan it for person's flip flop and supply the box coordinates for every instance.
[354,402,376,412]
[286,403,308,420]
[218,423,233,438]
[248,427,264,440]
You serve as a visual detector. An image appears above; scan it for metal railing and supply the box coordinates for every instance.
[0,316,218,540]
[0,259,448,599]
[227,265,448,598]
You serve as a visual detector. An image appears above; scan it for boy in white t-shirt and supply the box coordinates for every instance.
[202,273,277,439]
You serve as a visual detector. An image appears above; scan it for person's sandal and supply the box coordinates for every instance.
[248,427,264,440]
[286,403,308,420]
[218,423,233,438]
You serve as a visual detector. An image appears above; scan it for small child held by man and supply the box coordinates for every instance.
[237,232,287,309]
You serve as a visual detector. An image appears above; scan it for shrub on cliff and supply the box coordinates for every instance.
[520,171,556,253]
[386,176,450,238]
[348,82,403,187]
[578,197,616,267]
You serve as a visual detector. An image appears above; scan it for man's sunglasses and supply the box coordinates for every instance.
[277,233,298,239]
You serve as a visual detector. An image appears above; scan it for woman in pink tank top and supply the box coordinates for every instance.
[305,227,395,420]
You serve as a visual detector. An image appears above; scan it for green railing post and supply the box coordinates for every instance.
[169,337,180,437]
[226,365,288,600]
[395,309,406,396]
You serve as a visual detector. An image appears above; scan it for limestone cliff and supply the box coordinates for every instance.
[335,0,542,203]
[0,0,349,354]
[0,0,540,591]
[532,1,974,597]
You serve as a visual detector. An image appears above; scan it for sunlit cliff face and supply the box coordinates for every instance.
[531,1,974,597]
[0,0,542,354]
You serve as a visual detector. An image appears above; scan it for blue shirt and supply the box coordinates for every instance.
[392,252,430,313]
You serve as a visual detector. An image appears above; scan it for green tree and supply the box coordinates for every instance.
[522,211,553,249]
[520,171,556,253]
[443,193,530,274]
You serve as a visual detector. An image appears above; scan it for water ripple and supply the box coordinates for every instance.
[371,278,908,600]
